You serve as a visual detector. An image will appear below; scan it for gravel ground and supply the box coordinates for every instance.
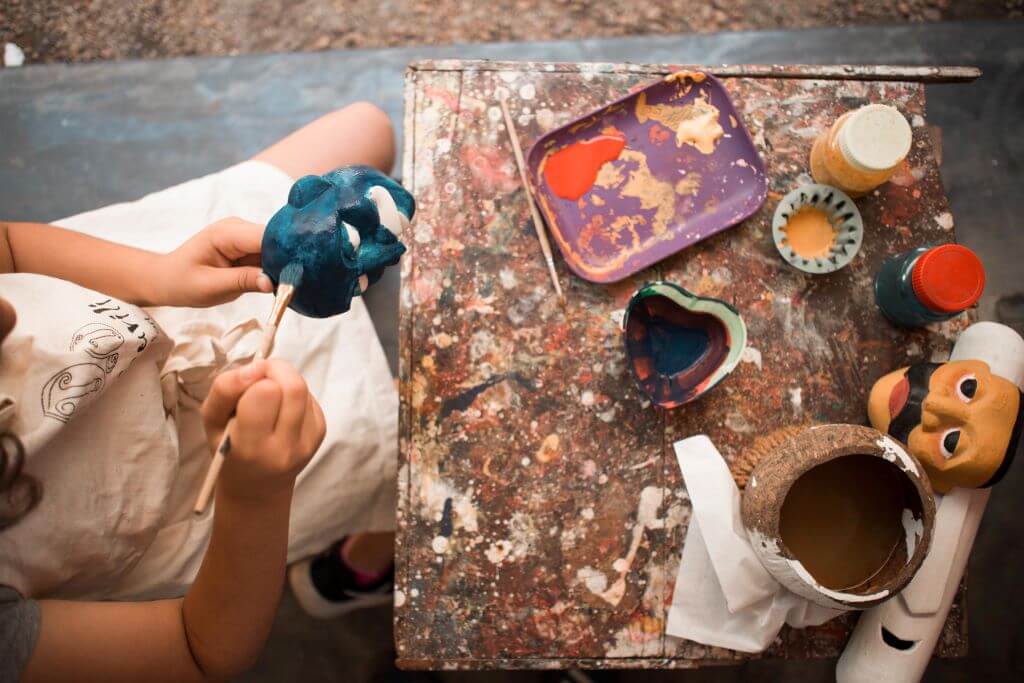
[2,0,1022,65]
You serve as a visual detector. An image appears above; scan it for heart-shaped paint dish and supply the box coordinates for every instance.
[261,165,413,318]
[623,281,747,409]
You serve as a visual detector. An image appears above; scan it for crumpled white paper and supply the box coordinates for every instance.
[665,435,845,652]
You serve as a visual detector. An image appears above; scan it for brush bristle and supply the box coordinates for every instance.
[279,262,304,287]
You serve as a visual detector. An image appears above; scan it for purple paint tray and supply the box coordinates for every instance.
[526,72,767,284]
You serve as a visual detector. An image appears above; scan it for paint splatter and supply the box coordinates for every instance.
[576,566,609,594]
[578,486,666,607]
[789,387,803,412]
[498,268,518,289]
[740,346,763,370]
[486,540,511,564]
[604,562,671,657]
[431,536,450,554]
[535,433,560,463]
[439,497,454,536]
[935,212,954,230]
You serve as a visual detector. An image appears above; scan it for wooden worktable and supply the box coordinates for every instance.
[395,60,971,669]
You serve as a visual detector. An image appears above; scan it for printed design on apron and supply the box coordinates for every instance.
[40,298,161,423]
[86,298,159,359]
[0,398,41,531]
[40,363,105,423]
[70,322,124,372]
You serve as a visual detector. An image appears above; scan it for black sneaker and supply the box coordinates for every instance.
[289,539,394,619]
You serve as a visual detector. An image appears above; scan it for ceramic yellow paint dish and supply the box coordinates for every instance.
[772,183,863,274]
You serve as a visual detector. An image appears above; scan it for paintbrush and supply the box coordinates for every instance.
[499,96,566,306]
[193,262,304,514]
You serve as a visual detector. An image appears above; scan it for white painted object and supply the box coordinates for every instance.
[837,322,1024,682]
[4,42,25,68]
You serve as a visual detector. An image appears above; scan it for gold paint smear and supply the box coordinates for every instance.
[594,160,626,189]
[608,215,644,251]
[619,149,678,236]
[675,172,702,196]
[674,99,724,154]
[664,71,707,84]
[635,92,724,155]
[635,92,686,131]
[577,214,645,272]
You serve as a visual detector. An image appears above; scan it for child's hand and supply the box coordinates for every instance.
[201,359,326,503]
[154,217,274,307]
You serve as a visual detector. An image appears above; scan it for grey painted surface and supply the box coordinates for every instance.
[2,20,1022,682]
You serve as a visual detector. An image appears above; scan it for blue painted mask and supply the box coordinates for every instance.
[261,165,413,318]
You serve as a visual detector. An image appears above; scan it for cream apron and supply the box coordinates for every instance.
[0,161,398,602]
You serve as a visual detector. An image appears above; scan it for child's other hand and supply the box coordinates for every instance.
[201,359,326,503]
[155,217,274,307]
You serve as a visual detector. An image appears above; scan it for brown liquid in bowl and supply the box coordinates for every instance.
[779,454,910,591]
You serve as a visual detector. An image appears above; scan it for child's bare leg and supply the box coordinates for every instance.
[341,531,395,574]
[268,104,400,612]
[253,101,396,179]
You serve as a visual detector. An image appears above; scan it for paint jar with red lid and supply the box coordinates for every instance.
[874,244,986,327]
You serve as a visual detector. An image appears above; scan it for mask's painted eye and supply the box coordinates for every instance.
[940,428,961,459]
[342,221,361,253]
[367,185,404,235]
[956,374,977,402]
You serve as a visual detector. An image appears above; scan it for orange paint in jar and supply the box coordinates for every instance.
[809,104,913,197]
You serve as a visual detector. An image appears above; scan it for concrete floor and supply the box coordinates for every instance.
[4,0,1018,65]
[2,21,1023,682]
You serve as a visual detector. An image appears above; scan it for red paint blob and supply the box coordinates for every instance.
[889,375,910,421]
[543,134,626,200]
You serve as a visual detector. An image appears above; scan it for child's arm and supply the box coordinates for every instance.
[21,359,326,682]
[0,218,273,307]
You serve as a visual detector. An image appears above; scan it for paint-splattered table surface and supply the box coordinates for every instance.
[396,60,968,669]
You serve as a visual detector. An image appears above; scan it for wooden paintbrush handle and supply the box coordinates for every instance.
[193,428,232,514]
[499,96,565,304]
[192,307,286,514]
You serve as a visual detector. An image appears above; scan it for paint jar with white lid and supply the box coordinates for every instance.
[741,424,935,610]
[809,104,913,197]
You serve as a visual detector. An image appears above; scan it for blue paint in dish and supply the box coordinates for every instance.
[623,281,747,409]
[261,165,413,318]
[648,321,712,377]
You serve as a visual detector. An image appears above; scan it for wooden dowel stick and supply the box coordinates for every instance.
[414,60,982,84]
[499,96,566,305]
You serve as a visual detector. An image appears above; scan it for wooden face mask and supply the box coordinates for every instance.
[868,360,1023,493]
